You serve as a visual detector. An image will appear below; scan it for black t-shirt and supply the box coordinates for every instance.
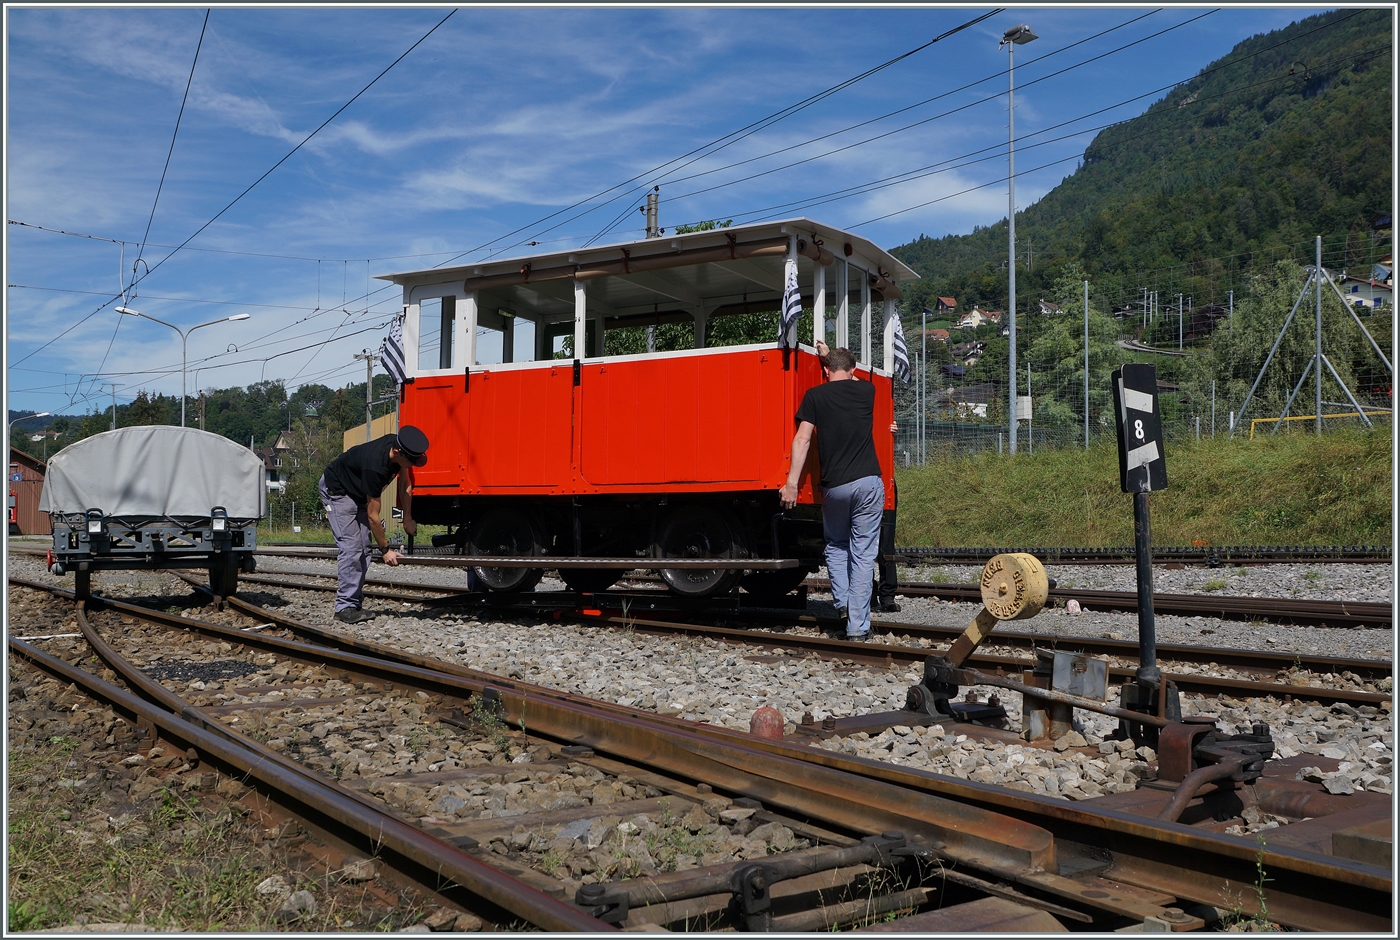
[322,434,399,503]
[795,379,882,489]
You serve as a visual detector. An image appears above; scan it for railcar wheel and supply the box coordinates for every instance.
[559,568,623,593]
[468,509,544,592]
[654,508,742,597]
[739,567,810,600]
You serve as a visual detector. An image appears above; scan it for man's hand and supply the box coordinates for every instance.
[403,518,417,538]
[890,420,898,434]
[779,482,799,509]
[381,548,402,566]
[816,339,830,358]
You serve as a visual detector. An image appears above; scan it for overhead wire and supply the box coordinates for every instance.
[12,8,457,377]
[431,7,1004,268]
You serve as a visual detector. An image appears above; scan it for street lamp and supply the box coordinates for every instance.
[118,308,250,427]
[1000,22,1036,456]
[6,411,51,465]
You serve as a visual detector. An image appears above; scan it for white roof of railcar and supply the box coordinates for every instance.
[377,218,919,289]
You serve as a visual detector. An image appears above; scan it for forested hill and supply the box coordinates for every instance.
[894,8,1392,313]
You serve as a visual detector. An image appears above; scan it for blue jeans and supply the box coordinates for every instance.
[319,476,371,612]
[821,474,885,636]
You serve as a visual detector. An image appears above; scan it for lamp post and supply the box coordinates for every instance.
[1000,22,1036,455]
[7,411,51,466]
[117,308,249,427]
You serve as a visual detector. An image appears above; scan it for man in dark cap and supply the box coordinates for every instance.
[317,425,429,623]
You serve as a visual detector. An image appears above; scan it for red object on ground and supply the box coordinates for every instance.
[749,706,785,739]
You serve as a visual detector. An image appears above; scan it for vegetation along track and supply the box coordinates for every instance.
[7,575,1390,931]
[222,568,1391,709]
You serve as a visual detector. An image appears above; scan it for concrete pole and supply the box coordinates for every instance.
[1007,40,1019,455]
[1084,280,1090,449]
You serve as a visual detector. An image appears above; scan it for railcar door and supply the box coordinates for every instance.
[464,362,574,490]
[400,377,467,493]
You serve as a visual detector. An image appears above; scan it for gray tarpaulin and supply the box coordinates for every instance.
[39,426,266,519]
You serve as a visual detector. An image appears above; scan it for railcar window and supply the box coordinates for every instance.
[417,297,450,369]
[512,317,536,362]
[848,266,864,359]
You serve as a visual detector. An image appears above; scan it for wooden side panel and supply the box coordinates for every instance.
[579,349,788,487]
[465,364,575,490]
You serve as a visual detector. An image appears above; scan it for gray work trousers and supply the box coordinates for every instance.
[319,476,371,612]
[821,474,886,636]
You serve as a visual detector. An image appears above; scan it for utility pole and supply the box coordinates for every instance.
[1177,293,1183,350]
[353,350,379,443]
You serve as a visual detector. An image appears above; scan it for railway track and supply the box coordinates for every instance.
[838,580,1393,630]
[253,542,1394,566]
[172,569,1394,708]
[7,575,1391,931]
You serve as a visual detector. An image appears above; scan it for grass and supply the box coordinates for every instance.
[895,426,1391,547]
[6,736,426,932]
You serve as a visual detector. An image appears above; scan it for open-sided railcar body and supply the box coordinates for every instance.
[378,219,916,595]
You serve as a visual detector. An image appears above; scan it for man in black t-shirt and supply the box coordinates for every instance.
[780,343,886,639]
[317,425,429,623]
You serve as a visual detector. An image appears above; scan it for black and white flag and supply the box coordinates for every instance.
[778,257,802,348]
[891,312,911,383]
[382,311,407,385]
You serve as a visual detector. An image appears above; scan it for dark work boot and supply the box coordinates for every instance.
[335,608,375,624]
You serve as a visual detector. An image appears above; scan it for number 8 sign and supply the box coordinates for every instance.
[1111,364,1167,493]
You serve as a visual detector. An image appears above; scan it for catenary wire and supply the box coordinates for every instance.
[430,8,1004,269]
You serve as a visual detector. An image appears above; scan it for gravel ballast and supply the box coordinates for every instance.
[6,551,1393,807]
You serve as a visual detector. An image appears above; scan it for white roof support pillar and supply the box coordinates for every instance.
[835,261,849,350]
[812,262,825,348]
[883,297,896,372]
[402,287,420,376]
[573,279,588,360]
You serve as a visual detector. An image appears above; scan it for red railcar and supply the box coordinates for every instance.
[379,219,916,596]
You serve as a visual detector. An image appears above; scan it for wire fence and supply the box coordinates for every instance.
[893,231,1393,463]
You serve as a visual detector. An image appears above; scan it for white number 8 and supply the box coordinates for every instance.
[1134,419,1145,440]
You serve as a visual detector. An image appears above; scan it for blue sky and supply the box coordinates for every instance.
[5,5,1332,416]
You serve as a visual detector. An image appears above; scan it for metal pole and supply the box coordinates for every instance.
[366,354,373,443]
[1228,289,1233,331]
[921,306,927,465]
[1006,40,1018,456]
[181,331,188,427]
[1211,380,1216,437]
[1177,293,1183,350]
[1084,279,1090,449]
[1133,492,1158,685]
[1315,235,1323,435]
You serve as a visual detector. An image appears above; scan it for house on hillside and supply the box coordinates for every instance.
[1038,299,1062,316]
[958,310,987,329]
[253,434,290,492]
[927,328,950,343]
[950,340,986,366]
[934,296,957,314]
[982,310,1003,324]
[1339,271,1393,308]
